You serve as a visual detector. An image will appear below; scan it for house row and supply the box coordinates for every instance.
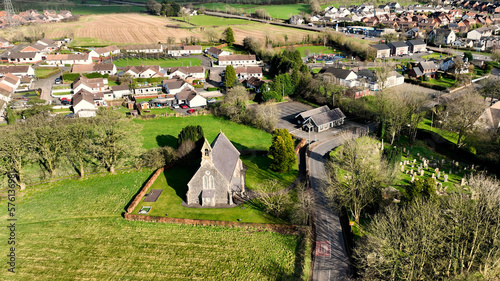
[72,63,117,75]
[167,45,202,56]
[371,39,427,58]
[0,9,73,28]
[318,67,404,91]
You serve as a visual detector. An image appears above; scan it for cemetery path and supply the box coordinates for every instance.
[309,127,370,281]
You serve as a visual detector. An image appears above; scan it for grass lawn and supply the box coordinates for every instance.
[108,80,119,87]
[293,45,341,57]
[173,15,253,26]
[131,164,283,223]
[222,45,248,54]
[194,2,312,19]
[143,107,175,115]
[135,115,272,150]
[418,117,459,145]
[53,107,72,113]
[51,91,72,96]
[195,3,257,11]
[423,77,459,88]
[242,155,298,193]
[421,52,452,60]
[311,68,322,74]
[69,37,112,48]
[114,57,201,68]
[35,67,61,79]
[0,169,302,280]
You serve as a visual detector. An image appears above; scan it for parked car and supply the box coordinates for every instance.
[187,109,196,114]
[61,100,70,105]
[207,98,216,104]
[180,104,188,109]
[172,103,180,109]
[55,78,62,84]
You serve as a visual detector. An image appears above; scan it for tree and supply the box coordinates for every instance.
[224,65,237,88]
[141,146,176,169]
[374,63,395,90]
[269,128,296,173]
[243,36,262,53]
[440,90,486,147]
[146,0,161,15]
[205,29,219,44]
[219,85,249,123]
[0,125,31,189]
[374,90,409,144]
[64,119,93,178]
[492,49,500,62]
[223,27,235,46]
[90,111,143,173]
[479,77,500,106]
[383,33,398,44]
[464,51,474,63]
[246,103,279,132]
[325,137,395,224]
[402,91,429,144]
[177,125,204,148]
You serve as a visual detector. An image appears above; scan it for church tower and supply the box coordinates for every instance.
[200,138,212,164]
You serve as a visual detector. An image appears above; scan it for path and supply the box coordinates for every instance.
[308,128,367,281]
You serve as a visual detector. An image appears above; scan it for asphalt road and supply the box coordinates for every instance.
[309,135,354,281]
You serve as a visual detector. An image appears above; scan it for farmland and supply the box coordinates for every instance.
[0,169,302,280]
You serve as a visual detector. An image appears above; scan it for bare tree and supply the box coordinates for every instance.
[374,90,410,144]
[0,125,31,189]
[479,76,500,106]
[440,90,486,147]
[246,103,280,132]
[402,91,429,144]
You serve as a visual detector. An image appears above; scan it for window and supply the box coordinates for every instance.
[204,149,209,156]
[203,174,214,189]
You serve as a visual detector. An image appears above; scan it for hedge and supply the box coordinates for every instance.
[206,87,220,91]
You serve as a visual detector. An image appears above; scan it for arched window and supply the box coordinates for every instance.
[203,171,214,189]
[205,149,209,157]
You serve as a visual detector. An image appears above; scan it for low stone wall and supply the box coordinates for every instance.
[126,167,165,213]
[124,213,303,234]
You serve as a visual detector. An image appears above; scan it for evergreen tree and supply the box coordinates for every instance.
[177,125,204,148]
[224,65,237,88]
[224,27,235,46]
[269,128,296,173]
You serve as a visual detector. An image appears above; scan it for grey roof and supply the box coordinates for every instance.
[419,61,438,70]
[372,44,391,50]
[389,41,409,48]
[112,84,129,91]
[407,39,426,46]
[356,69,376,80]
[295,105,330,120]
[72,92,94,106]
[310,108,346,126]
[211,132,240,183]
[319,67,354,79]
[411,67,423,76]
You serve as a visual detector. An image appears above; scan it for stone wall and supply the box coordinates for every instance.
[126,166,165,213]
[124,213,303,234]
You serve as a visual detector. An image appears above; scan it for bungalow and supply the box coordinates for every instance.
[72,64,117,75]
[356,69,404,90]
[205,47,231,59]
[0,65,35,77]
[72,92,97,117]
[218,54,257,66]
[318,67,358,87]
[235,66,263,80]
[296,105,330,125]
[300,106,346,132]
[167,45,202,56]
[111,84,131,99]
[123,44,163,54]
[175,88,207,107]
[73,76,109,94]
[92,45,120,58]
[45,53,92,65]
[0,37,13,48]
[406,39,427,53]
[133,84,162,96]
[246,77,265,93]
[168,66,205,81]
[371,44,391,58]
[388,41,409,56]
[122,65,163,78]
[475,101,500,132]
[162,78,194,94]
[7,52,43,64]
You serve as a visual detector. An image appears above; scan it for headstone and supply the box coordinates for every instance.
[401,165,404,172]
[418,166,421,173]
[441,159,445,164]
[413,159,416,163]
[461,178,466,186]
[420,170,424,176]
[431,156,434,160]
[455,161,459,167]
[437,171,441,179]
[432,173,435,179]
[449,169,452,175]
[403,147,406,153]
[444,175,448,182]
[411,164,414,168]
[435,167,439,174]
[471,164,475,170]
[417,153,420,156]
[438,182,443,190]
[411,176,415,183]
[406,170,409,174]
[407,151,410,157]
[400,162,403,166]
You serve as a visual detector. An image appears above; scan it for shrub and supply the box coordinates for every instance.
[140,146,177,168]
[62,73,80,81]
[206,87,220,91]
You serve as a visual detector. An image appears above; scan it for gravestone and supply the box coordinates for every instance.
[411,176,415,183]
[432,173,435,179]
[437,171,441,179]
[444,175,448,182]
[413,159,416,163]
[471,164,475,170]
[420,170,424,176]
[417,166,421,173]
[400,162,403,166]
[401,165,404,172]
[411,164,414,168]
[461,178,467,186]
[407,151,410,157]
[449,169,452,175]
[435,167,439,174]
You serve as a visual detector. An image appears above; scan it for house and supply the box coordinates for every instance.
[123,44,163,53]
[134,84,162,96]
[300,107,346,132]
[318,67,358,87]
[475,101,500,132]
[162,78,194,94]
[371,44,391,58]
[234,66,263,80]
[45,53,92,65]
[388,41,409,56]
[439,57,469,74]
[73,76,109,94]
[0,37,13,48]
[72,92,97,117]
[111,84,131,99]
[168,66,205,81]
[167,45,202,56]
[295,105,330,125]
[122,65,163,78]
[186,132,246,207]
[409,61,438,77]
[289,15,304,25]
[356,69,404,90]
[205,47,231,59]
[245,77,265,93]
[406,39,427,53]
[0,73,20,93]
[6,52,43,64]
[345,87,371,99]
[467,26,495,40]
[428,28,456,45]
[218,54,257,66]
[175,88,206,107]
[92,45,120,58]
[72,64,117,75]
[452,38,474,48]
[0,65,35,77]
[483,36,500,50]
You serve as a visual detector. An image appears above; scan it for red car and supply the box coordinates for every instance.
[180,104,188,109]
[187,109,196,114]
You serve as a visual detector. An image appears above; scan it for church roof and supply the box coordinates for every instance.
[211,132,240,183]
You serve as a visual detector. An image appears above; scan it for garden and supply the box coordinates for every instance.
[113,57,201,68]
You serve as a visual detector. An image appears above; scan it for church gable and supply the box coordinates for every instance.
[186,161,230,206]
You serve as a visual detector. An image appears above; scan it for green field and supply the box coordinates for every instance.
[0,169,302,280]
[242,155,298,192]
[418,117,459,145]
[69,37,112,48]
[173,14,253,26]
[196,3,311,20]
[134,115,272,150]
[114,57,201,68]
[293,45,341,57]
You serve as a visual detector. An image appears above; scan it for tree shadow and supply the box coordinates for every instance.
[163,161,199,202]
[156,134,177,148]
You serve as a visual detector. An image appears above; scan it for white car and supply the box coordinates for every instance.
[172,104,180,109]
